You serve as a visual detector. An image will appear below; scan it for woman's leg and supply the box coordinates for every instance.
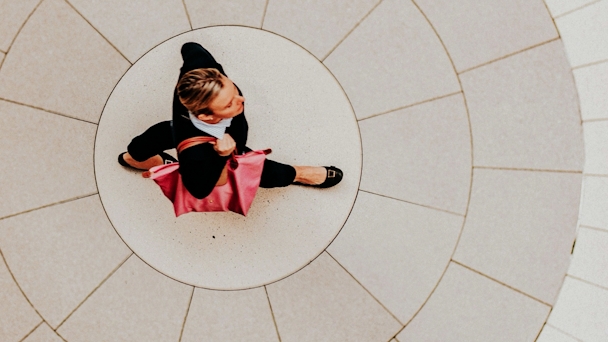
[123,121,174,170]
[259,159,331,188]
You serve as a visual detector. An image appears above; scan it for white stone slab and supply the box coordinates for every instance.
[454,169,581,304]
[569,227,608,288]
[416,0,557,72]
[266,252,401,341]
[0,100,97,218]
[323,0,459,119]
[22,323,64,342]
[0,258,41,342]
[263,0,378,59]
[574,61,608,121]
[328,191,463,323]
[0,0,129,123]
[69,0,191,63]
[580,176,608,231]
[57,256,192,342]
[0,0,39,51]
[398,263,550,342]
[461,40,584,171]
[536,324,580,342]
[95,26,360,290]
[548,277,608,341]
[358,94,471,214]
[181,287,278,342]
[185,0,267,29]
[556,0,608,67]
[584,121,608,175]
[544,0,600,17]
[0,195,131,328]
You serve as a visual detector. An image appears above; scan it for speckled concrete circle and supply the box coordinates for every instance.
[95,26,361,290]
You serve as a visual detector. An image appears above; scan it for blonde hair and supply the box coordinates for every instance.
[176,68,224,115]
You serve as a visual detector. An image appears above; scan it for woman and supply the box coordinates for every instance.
[118,42,342,199]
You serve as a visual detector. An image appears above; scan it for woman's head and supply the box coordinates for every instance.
[176,68,245,123]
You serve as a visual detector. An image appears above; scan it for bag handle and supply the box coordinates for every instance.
[177,136,217,154]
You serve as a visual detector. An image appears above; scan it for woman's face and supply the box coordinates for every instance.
[201,76,245,122]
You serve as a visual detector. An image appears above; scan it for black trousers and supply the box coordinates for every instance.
[127,121,296,188]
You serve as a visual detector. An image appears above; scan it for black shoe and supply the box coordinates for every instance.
[118,152,177,170]
[294,166,343,188]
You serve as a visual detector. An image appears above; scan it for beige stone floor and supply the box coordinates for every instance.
[0,0,607,341]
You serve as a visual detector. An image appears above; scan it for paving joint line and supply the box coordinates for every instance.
[264,285,282,342]
[457,37,561,75]
[178,286,195,342]
[584,173,608,178]
[451,260,552,306]
[260,0,270,29]
[578,225,608,233]
[553,0,602,20]
[567,274,608,291]
[0,97,98,125]
[582,117,608,123]
[357,91,462,122]
[0,0,44,75]
[54,253,133,330]
[180,0,193,31]
[0,248,47,325]
[474,166,583,174]
[64,0,132,65]
[543,323,585,342]
[321,0,384,62]
[0,193,98,222]
[325,251,404,326]
[18,321,43,342]
[572,58,608,70]
[358,189,464,217]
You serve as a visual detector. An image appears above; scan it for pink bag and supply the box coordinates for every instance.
[148,136,270,217]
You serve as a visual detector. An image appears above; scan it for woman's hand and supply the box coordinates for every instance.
[210,133,236,156]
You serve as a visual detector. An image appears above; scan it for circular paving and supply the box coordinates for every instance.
[95,26,361,290]
[0,0,597,341]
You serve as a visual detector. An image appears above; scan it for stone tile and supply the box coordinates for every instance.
[0,100,96,218]
[359,94,471,214]
[397,263,550,342]
[569,227,608,288]
[324,0,459,120]
[266,252,401,342]
[0,0,39,51]
[0,0,129,123]
[328,191,463,323]
[574,61,608,121]
[69,0,190,63]
[461,41,584,171]
[537,325,580,342]
[544,0,600,17]
[263,0,378,59]
[181,287,278,342]
[548,277,608,341]
[584,121,608,175]
[0,257,41,342]
[22,323,64,342]
[556,0,608,67]
[453,169,582,304]
[57,256,192,342]
[416,0,557,72]
[0,195,131,328]
[580,176,608,231]
[95,27,361,290]
[185,0,266,29]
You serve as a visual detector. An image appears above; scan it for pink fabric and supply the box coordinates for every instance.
[149,149,268,217]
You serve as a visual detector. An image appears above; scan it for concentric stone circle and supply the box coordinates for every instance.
[95,26,362,290]
[0,0,602,341]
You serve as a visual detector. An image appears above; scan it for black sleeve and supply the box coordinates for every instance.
[180,42,226,76]
[178,143,229,199]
